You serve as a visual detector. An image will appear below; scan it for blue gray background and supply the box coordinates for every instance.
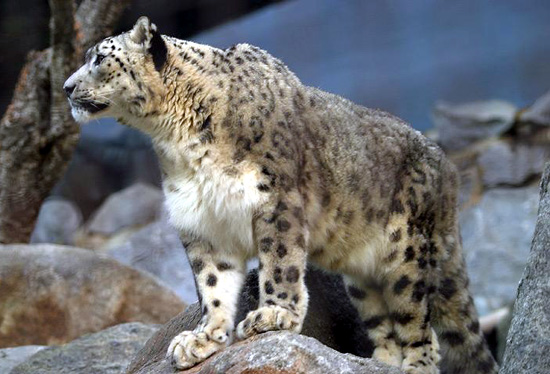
[191,0,550,130]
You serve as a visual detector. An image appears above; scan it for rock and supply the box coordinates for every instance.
[449,136,550,209]
[500,163,550,374]
[0,244,185,347]
[127,267,375,373]
[0,345,46,374]
[519,90,550,126]
[132,331,402,374]
[105,220,198,304]
[10,323,159,374]
[86,183,164,236]
[76,183,165,249]
[432,100,517,151]
[126,303,202,374]
[30,198,82,245]
[459,185,539,316]
[477,139,550,187]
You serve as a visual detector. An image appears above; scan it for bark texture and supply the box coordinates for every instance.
[0,0,130,244]
[500,162,550,373]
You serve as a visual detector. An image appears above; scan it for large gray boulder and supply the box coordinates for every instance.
[105,220,198,305]
[0,244,185,347]
[459,185,539,316]
[0,346,46,374]
[500,164,550,373]
[76,183,165,250]
[10,323,158,374]
[86,183,164,236]
[30,198,82,245]
[477,140,550,187]
[450,137,550,208]
[432,100,517,152]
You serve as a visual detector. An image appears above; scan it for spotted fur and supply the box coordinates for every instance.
[64,17,497,374]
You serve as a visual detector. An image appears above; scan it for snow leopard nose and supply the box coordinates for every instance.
[63,83,76,97]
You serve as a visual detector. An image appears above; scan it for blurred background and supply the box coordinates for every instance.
[1,0,550,369]
[2,0,550,127]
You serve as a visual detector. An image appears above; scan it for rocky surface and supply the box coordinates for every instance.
[496,304,514,363]
[126,303,202,374]
[131,331,402,374]
[433,94,550,209]
[477,140,550,187]
[500,163,550,373]
[449,137,549,207]
[0,244,184,347]
[30,198,82,245]
[78,183,164,247]
[10,323,159,374]
[105,220,197,304]
[432,100,517,152]
[0,345,46,374]
[460,185,539,316]
[75,183,165,250]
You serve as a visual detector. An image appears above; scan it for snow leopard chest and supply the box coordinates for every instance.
[162,165,267,255]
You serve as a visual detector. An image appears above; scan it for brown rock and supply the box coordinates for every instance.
[0,244,185,348]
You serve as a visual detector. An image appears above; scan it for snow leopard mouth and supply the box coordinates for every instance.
[73,100,109,114]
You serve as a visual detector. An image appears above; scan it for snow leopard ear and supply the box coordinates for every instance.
[130,16,167,72]
[129,17,154,47]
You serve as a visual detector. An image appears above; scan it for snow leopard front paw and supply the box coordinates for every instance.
[235,305,302,340]
[166,328,229,369]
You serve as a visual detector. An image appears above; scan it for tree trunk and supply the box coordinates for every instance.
[0,0,130,244]
[500,162,550,373]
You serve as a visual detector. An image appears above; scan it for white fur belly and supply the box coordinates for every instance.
[163,168,266,254]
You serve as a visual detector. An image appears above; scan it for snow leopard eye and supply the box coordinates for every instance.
[94,54,105,66]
